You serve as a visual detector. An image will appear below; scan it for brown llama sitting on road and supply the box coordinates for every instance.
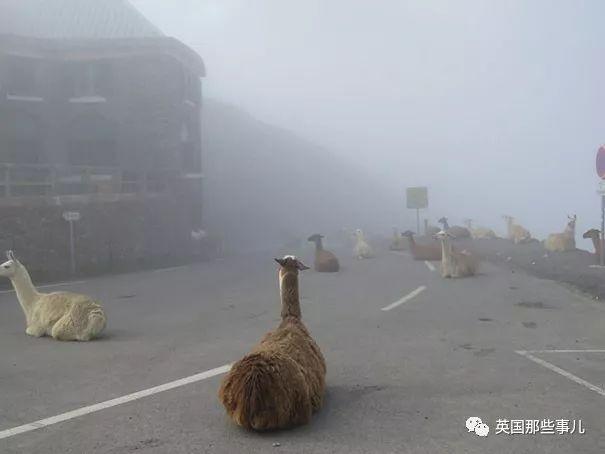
[583,229,602,258]
[401,230,441,261]
[308,234,340,272]
[218,256,326,431]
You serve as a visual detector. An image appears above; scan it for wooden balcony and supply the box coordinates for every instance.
[0,163,203,206]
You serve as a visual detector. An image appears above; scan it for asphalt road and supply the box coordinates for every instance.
[1,246,604,453]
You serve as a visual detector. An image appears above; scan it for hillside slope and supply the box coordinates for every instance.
[201,99,401,252]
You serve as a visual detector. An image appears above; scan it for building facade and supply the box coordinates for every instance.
[0,0,210,280]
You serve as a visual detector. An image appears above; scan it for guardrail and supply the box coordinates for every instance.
[0,163,192,198]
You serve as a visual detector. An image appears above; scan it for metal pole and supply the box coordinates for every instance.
[69,220,76,275]
[599,194,605,266]
[416,209,420,235]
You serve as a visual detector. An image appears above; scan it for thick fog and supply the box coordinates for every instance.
[132,0,605,249]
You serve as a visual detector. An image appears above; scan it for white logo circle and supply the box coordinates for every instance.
[475,423,490,437]
[466,417,482,432]
[466,417,489,437]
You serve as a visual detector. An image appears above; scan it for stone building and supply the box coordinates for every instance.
[0,0,209,280]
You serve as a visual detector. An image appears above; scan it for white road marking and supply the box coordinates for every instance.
[524,349,605,354]
[0,280,87,294]
[381,286,426,311]
[424,261,436,271]
[152,265,189,273]
[0,364,232,440]
[516,351,605,398]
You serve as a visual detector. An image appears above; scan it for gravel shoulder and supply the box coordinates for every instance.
[461,238,605,300]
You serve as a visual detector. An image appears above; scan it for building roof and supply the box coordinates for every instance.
[0,0,163,39]
[0,0,205,76]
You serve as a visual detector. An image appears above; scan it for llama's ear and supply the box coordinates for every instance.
[274,258,286,267]
[295,260,310,271]
[6,250,15,261]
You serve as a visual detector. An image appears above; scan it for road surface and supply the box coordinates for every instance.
[0,247,604,453]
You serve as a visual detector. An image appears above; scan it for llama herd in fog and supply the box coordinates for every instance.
[0,210,599,432]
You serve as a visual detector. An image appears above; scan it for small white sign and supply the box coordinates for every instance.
[62,211,81,222]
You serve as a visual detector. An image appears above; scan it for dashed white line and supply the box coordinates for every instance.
[0,364,232,440]
[152,265,189,273]
[0,280,87,294]
[424,261,436,271]
[516,350,605,398]
[381,286,427,311]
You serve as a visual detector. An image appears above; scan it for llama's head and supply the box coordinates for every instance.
[354,229,364,239]
[0,251,21,279]
[275,255,309,273]
[583,229,600,239]
[503,215,513,222]
[307,234,324,243]
[434,230,456,241]
[401,230,415,238]
[567,214,577,229]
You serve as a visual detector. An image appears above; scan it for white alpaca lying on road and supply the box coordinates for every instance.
[0,251,106,341]
[353,229,374,259]
[435,231,479,278]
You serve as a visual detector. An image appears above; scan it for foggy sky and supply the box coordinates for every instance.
[132,0,605,246]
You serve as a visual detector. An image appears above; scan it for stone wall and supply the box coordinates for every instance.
[0,195,218,286]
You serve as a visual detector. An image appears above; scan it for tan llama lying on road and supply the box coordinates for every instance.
[0,251,106,341]
[435,231,479,278]
[308,233,340,272]
[218,255,326,431]
[503,215,532,244]
[544,215,577,252]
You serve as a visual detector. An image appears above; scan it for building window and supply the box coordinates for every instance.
[179,122,201,172]
[183,71,200,103]
[67,113,118,166]
[180,143,199,171]
[0,111,44,163]
[6,57,39,97]
[66,61,112,100]
[1,139,43,164]
[68,140,117,166]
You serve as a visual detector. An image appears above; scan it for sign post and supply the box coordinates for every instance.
[596,146,605,266]
[406,187,429,234]
[601,194,604,267]
[62,211,81,275]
